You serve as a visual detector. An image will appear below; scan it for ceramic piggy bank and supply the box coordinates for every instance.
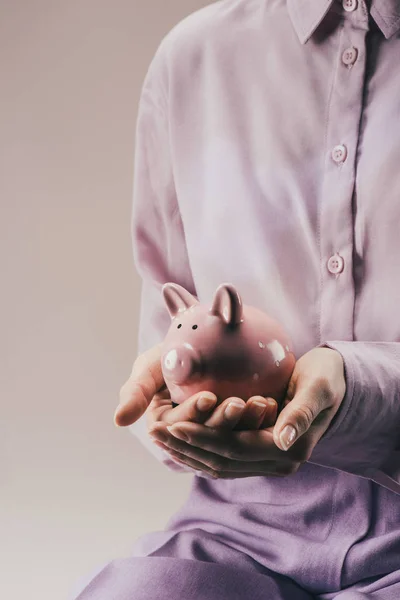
[160,282,296,408]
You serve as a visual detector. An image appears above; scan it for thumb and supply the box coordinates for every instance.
[114,343,164,427]
[273,386,324,452]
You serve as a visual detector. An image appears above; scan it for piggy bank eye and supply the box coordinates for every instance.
[177,324,182,329]
[192,325,198,330]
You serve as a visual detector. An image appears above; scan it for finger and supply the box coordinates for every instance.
[150,386,172,408]
[259,397,278,428]
[150,421,282,462]
[145,387,173,430]
[273,382,334,452]
[165,452,284,479]
[203,397,246,430]
[151,439,214,475]
[151,438,293,478]
[115,343,164,427]
[149,391,218,429]
[235,397,276,430]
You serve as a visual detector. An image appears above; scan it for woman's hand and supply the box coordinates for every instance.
[115,343,220,430]
[115,343,278,458]
[148,348,346,479]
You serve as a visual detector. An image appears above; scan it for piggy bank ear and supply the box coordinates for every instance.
[162,283,198,318]
[209,283,243,326]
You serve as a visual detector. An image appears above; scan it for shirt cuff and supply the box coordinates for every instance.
[308,341,398,481]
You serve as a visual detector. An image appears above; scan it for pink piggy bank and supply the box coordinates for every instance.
[161,282,296,409]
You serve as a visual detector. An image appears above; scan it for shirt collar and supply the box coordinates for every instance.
[370,0,400,38]
[287,0,400,44]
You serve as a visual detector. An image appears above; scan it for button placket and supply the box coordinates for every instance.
[318,13,369,341]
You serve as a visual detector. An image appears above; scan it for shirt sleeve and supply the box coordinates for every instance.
[308,341,400,495]
[126,44,197,474]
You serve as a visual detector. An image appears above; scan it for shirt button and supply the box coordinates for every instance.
[331,144,347,163]
[342,47,358,66]
[343,0,358,11]
[327,253,345,275]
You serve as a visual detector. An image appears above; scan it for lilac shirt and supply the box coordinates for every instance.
[129,0,400,498]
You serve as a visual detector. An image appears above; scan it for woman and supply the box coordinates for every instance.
[75,0,400,598]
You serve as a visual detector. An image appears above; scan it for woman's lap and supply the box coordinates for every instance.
[73,555,314,600]
[72,525,314,599]
[71,499,400,600]
[71,530,400,600]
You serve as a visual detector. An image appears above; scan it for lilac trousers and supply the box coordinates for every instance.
[73,464,400,600]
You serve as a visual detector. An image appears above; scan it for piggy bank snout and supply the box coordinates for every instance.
[162,345,202,385]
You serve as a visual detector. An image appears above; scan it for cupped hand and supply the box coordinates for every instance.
[148,347,346,479]
[115,343,278,451]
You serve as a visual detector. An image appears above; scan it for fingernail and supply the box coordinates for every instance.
[224,400,245,419]
[280,425,297,451]
[251,400,268,417]
[152,440,167,450]
[167,426,189,442]
[149,428,168,443]
[197,394,216,412]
